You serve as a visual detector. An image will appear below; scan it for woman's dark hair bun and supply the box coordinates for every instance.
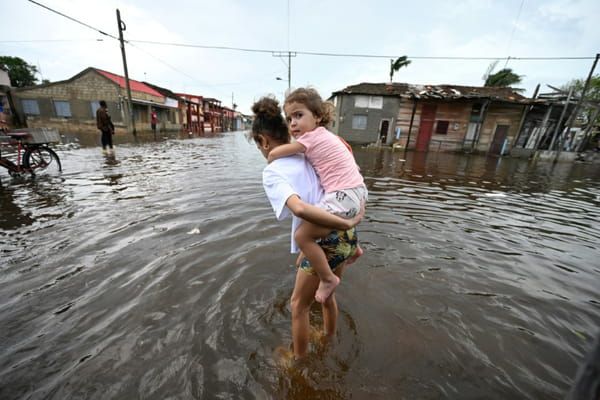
[251,97,281,119]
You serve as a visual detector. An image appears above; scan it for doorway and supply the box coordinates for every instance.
[415,104,437,151]
[490,125,509,154]
[379,119,391,144]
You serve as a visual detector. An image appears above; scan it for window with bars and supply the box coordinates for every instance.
[22,99,40,115]
[54,100,72,117]
[90,101,100,117]
[354,95,383,109]
[352,115,368,130]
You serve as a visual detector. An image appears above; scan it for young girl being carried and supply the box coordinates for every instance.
[268,87,368,303]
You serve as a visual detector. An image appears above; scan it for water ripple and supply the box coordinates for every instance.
[1,137,599,399]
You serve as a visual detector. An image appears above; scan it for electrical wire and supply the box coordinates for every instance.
[23,0,597,100]
[129,39,594,60]
[24,0,595,62]
[27,0,118,41]
[505,0,525,67]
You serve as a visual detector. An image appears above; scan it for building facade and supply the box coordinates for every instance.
[330,83,545,155]
[10,67,181,135]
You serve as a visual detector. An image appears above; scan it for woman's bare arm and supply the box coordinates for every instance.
[285,195,364,230]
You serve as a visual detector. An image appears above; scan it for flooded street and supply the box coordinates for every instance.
[1,131,599,399]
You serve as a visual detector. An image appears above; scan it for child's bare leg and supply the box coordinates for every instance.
[295,222,340,303]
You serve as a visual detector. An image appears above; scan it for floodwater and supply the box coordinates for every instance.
[1,131,599,399]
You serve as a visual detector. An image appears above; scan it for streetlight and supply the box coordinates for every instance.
[276,77,288,86]
[273,51,295,89]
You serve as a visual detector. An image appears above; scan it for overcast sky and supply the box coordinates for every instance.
[1,0,599,115]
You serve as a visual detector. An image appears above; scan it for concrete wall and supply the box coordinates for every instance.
[11,71,124,134]
[333,94,400,144]
[10,70,178,135]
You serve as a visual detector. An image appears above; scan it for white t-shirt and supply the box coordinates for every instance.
[262,154,324,253]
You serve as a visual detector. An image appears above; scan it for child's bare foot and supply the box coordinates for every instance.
[346,246,363,265]
[315,275,340,303]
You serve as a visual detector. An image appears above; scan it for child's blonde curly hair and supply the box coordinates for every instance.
[284,87,336,128]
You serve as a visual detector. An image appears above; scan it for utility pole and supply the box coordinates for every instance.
[272,51,296,90]
[117,9,136,136]
[558,52,599,156]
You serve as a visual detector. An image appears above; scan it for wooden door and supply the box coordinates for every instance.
[490,125,509,154]
[415,104,437,151]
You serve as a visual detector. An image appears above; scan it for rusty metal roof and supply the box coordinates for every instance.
[95,69,163,98]
[332,82,528,102]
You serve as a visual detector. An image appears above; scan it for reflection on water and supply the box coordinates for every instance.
[1,132,599,399]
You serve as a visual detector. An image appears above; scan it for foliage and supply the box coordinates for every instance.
[389,56,411,82]
[561,75,600,102]
[484,68,524,91]
[0,56,39,87]
[561,74,600,127]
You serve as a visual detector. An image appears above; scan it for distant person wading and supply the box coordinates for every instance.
[151,109,158,135]
[96,100,114,151]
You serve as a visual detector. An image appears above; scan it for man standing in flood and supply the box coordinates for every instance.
[96,100,114,151]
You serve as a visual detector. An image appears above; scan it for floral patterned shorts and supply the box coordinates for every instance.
[298,227,358,275]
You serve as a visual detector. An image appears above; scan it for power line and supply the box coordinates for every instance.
[0,39,106,43]
[23,0,598,100]
[126,42,197,82]
[27,0,118,40]
[23,1,596,62]
[129,39,595,60]
[6,34,594,62]
[505,0,525,67]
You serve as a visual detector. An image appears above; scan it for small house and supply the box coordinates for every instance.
[9,67,181,135]
[330,82,532,155]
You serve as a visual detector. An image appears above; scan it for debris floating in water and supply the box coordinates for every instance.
[187,228,201,235]
[484,192,507,197]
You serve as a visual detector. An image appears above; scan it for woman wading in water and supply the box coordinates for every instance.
[250,96,364,359]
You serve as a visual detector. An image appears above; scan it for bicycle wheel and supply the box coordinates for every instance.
[23,146,62,176]
[0,158,21,178]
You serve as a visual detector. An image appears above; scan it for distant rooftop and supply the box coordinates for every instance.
[95,68,163,98]
[332,82,528,102]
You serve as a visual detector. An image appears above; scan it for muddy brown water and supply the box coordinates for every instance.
[1,131,599,399]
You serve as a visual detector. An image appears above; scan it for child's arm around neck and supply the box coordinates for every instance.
[267,141,306,164]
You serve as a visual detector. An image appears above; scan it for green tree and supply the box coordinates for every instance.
[389,56,411,82]
[562,75,600,102]
[561,74,600,127]
[482,61,524,92]
[0,56,39,87]
[485,69,524,90]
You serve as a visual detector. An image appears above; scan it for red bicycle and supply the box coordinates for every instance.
[0,128,62,177]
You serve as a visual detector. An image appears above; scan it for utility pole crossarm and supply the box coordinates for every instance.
[117,8,137,136]
[272,51,297,89]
